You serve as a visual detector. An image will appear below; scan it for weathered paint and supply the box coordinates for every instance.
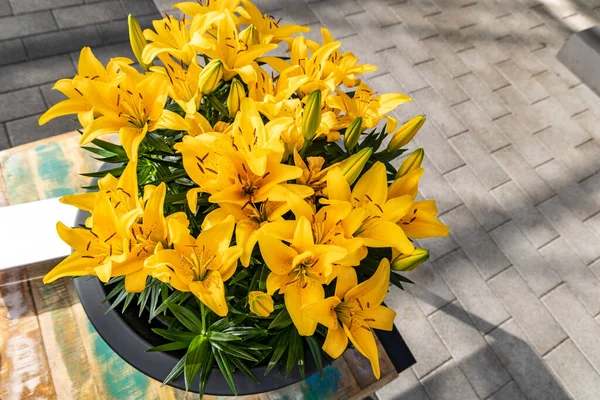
[34,143,75,199]
[1,151,38,205]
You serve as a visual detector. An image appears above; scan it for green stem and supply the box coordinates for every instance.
[201,303,206,334]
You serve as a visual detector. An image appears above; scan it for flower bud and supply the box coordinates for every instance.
[391,248,429,271]
[343,116,362,151]
[227,78,245,117]
[340,147,372,185]
[302,90,322,142]
[396,148,424,179]
[387,115,425,152]
[239,24,257,46]
[198,59,224,95]
[248,291,275,317]
[128,15,152,71]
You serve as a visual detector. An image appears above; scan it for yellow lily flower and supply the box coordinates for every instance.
[325,162,415,255]
[326,81,411,131]
[258,216,347,336]
[386,167,449,239]
[190,10,277,83]
[239,0,309,45]
[201,200,295,267]
[145,215,242,316]
[259,35,340,97]
[175,0,249,22]
[150,56,204,115]
[314,28,377,88]
[176,98,310,207]
[302,258,396,379]
[76,71,172,160]
[60,161,142,226]
[38,47,126,127]
[248,291,275,317]
[44,192,131,284]
[142,12,224,66]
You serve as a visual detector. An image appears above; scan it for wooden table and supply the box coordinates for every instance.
[0,132,414,399]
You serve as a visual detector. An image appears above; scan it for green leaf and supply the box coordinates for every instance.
[152,328,197,342]
[229,356,259,383]
[184,335,209,391]
[268,308,292,330]
[104,289,128,314]
[122,292,136,313]
[222,326,267,339]
[265,333,288,375]
[81,146,114,158]
[213,348,238,396]
[228,268,251,287]
[306,336,324,378]
[166,301,203,334]
[144,132,175,154]
[207,331,242,342]
[81,165,125,178]
[199,349,215,397]
[210,341,258,362]
[91,138,126,155]
[162,356,185,387]
[149,290,189,321]
[286,329,302,376]
[147,341,190,352]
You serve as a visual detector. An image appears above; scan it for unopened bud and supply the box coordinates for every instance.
[198,59,224,94]
[128,15,152,71]
[387,115,425,152]
[302,90,322,142]
[340,147,372,185]
[396,148,424,179]
[343,116,362,151]
[248,291,274,317]
[391,248,429,271]
[227,78,245,117]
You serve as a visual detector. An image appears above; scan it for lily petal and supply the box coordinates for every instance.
[343,319,381,379]
[322,326,348,359]
[189,270,228,317]
[284,278,324,336]
[301,296,342,329]
[345,258,390,308]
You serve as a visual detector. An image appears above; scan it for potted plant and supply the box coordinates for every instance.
[39,1,449,397]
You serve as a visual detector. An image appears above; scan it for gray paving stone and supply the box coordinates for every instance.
[421,360,479,400]
[495,59,550,103]
[74,42,135,65]
[385,287,452,378]
[491,182,559,249]
[448,131,510,190]
[532,97,591,147]
[383,23,434,65]
[580,171,600,208]
[0,39,27,66]
[0,11,57,41]
[411,87,467,138]
[439,206,511,280]
[572,109,600,143]
[345,11,394,53]
[451,100,510,152]
[416,155,463,215]
[544,339,600,400]
[534,70,588,117]
[9,0,82,14]
[489,267,566,355]
[416,233,460,263]
[456,46,509,90]
[539,237,600,315]
[429,302,511,398]
[0,123,10,150]
[416,59,469,106]
[378,47,429,94]
[536,159,600,221]
[0,55,76,93]
[24,25,103,60]
[586,212,600,240]
[444,165,508,231]
[411,121,465,174]
[376,367,430,400]
[490,221,561,296]
[0,0,11,16]
[6,113,78,146]
[492,145,554,204]
[0,87,46,121]
[340,35,388,78]
[538,197,600,265]
[420,34,471,78]
[434,249,510,332]
[308,0,356,39]
[119,0,157,15]
[52,1,125,29]
[405,260,456,316]
[358,0,401,28]
[543,284,600,373]
[494,85,550,134]
[455,72,509,120]
[485,319,570,400]
[487,381,527,400]
[277,0,319,26]
[390,1,438,41]
[96,13,156,45]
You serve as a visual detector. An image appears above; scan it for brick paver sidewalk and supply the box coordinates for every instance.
[3,0,600,398]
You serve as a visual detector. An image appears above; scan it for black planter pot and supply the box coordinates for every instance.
[73,205,323,395]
